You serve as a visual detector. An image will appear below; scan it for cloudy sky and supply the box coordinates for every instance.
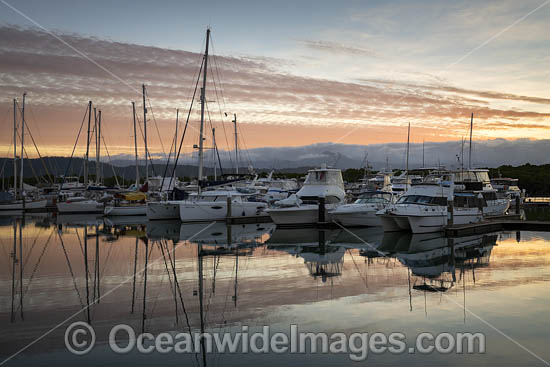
[0,0,549,166]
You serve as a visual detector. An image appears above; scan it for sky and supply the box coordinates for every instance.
[0,0,549,166]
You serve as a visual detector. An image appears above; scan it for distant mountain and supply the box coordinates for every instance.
[2,139,549,182]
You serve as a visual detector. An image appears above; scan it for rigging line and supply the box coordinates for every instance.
[22,226,45,268]
[98,240,114,281]
[214,133,224,176]
[57,230,85,310]
[21,230,54,298]
[134,111,154,176]
[202,249,221,324]
[209,36,228,111]
[147,245,168,323]
[168,55,203,189]
[161,110,179,183]
[162,241,200,367]
[237,122,253,169]
[100,128,120,187]
[347,249,368,289]
[182,44,206,116]
[157,242,178,321]
[205,101,223,174]
[208,60,234,168]
[0,140,13,181]
[18,140,43,184]
[19,108,53,184]
[14,102,43,184]
[144,89,168,160]
[135,112,158,178]
[61,104,89,185]
[26,103,56,179]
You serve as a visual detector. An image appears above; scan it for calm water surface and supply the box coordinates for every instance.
[0,213,549,366]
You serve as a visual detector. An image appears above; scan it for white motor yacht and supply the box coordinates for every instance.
[453,169,510,216]
[330,191,397,227]
[266,166,346,225]
[377,174,483,234]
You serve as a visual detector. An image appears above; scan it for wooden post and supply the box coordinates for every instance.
[447,199,454,227]
[318,196,326,223]
[226,196,232,221]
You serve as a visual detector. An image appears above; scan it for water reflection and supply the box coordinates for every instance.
[1,215,549,366]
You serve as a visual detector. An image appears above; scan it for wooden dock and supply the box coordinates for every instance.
[226,214,273,225]
[446,219,550,236]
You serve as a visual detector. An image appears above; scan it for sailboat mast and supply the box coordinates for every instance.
[132,102,139,187]
[406,122,410,188]
[142,84,148,186]
[212,128,217,181]
[19,93,26,196]
[233,114,238,174]
[422,140,426,168]
[13,99,17,198]
[198,28,211,189]
[97,110,102,184]
[461,137,465,171]
[84,101,92,186]
[173,109,178,181]
[469,113,473,169]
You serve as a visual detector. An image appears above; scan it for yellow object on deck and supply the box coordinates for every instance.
[121,191,147,201]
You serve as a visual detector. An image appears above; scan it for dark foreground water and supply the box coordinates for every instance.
[1,212,549,366]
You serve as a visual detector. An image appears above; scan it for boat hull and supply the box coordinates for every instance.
[267,204,334,225]
[331,209,381,227]
[484,199,510,216]
[146,201,181,220]
[104,205,146,216]
[0,199,47,211]
[57,201,103,214]
[379,214,406,232]
[179,201,267,222]
[380,206,483,234]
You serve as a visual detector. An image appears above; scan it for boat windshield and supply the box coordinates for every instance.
[396,195,448,206]
[455,170,490,183]
[354,193,392,204]
[304,170,343,186]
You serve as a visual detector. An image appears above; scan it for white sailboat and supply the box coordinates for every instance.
[105,101,146,216]
[147,29,268,222]
[57,196,104,214]
[57,101,102,213]
[0,94,47,211]
[177,29,267,222]
[179,190,267,222]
